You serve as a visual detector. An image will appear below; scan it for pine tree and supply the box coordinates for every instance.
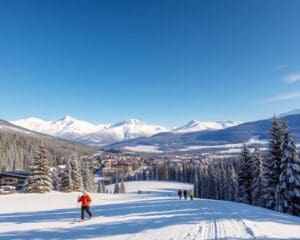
[97,180,106,193]
[70,154,83,191]
[97,180,101,193]
[50,169,60,191]
[114,182,120,194]
[61,159,73,192]
[275,121,300,215]
[251,147,263,206]
[237,144,253,204]
[26,144,52,193]
[219,165,228,200]
[193,169,200,198]
[120,180,126,193]
[200,166,208,199]
[82,162,95,192]
[228,166,238,202]
[262,116,282,209]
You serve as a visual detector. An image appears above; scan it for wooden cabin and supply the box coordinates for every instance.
[0,171,30,190]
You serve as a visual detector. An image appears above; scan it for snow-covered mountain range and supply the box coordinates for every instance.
[173,120,241,133]
[11,116,110,139]
[11,116,241,146]
[78,119,169,146]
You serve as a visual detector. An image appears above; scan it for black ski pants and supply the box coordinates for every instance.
[81,206,92,220]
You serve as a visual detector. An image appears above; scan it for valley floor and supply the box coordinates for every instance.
[0,181,300,240]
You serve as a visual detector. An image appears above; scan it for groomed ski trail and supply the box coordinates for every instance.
[1,181,300,240]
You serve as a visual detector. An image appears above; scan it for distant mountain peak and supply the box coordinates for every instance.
[58,115,77,122]
[174,120,241,133]
[126,119,143,125]
[187,120,199,125]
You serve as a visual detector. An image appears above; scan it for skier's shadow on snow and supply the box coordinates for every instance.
[0,198,300,240]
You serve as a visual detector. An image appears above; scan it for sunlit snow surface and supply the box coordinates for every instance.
[1,181,300,240]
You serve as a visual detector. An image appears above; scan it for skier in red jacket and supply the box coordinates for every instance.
[78,190,92,221]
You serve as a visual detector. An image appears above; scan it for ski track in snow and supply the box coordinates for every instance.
[0,181,300,240]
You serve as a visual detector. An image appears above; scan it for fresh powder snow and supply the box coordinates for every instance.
[123,145,163,153]
[1,181,299,240]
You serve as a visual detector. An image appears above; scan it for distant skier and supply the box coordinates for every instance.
[178,190,182,200]
[78,190,92,221]
[189,191,194,200]
[183,190,187,200]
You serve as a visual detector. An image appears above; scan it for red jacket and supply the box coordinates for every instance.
[78,194,92,207]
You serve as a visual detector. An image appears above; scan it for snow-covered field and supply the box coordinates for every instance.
[123,145,163,153]
[1,181,300,240]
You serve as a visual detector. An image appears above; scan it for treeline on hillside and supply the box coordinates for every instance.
[117,117,300,216]
[0,128,97,172]
[234,117,300,216]
[25,143,97,193]
[195,117,300,216]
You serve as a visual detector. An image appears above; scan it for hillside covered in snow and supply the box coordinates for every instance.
[0,119,97,171]
[1,181,299,240]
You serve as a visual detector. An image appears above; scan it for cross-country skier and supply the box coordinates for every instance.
[189,190,194,200]
[183,190,187,200]
[78,190,92,221]
[178,190,182,200]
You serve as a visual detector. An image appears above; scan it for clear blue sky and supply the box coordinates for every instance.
[1,0,300,126]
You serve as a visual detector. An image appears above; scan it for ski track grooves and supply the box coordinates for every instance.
[182,201,257,240]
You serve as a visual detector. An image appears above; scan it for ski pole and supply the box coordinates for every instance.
[74,194,80,223]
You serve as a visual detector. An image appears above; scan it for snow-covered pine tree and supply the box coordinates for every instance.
[97,180,106,193]
[207,164,217,199]
[219,165,228,200]
[61,159,73,192]
[179,166,184,182]
[97,180,101,193]
[50,169,60,191]
[262,116,282,209]
[237,144,253,204]
[193,169,200,198]
[114,182,120,194]
[120,180,126,193]
[26,143,52,193]
[155,165,159,181]
[98,180,103,193]
[251,146,263,206]
[228,165,238,202]
[200,166,209,199]
[175,165,180,181]
[70,153,83,191]
[275,121,300,215]
[82,162,95,192]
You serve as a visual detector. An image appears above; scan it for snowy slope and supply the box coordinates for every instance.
[1,181,300,240]
[173,120,241,133]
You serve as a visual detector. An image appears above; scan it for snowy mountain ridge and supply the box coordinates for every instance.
[279,108,300,117]
[12,116,110,139]
[11,116,241,146]
[173,120,241,133]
